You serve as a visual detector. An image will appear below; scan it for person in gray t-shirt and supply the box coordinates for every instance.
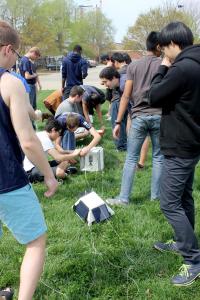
[55,85,84,117]
[106,31,164,205]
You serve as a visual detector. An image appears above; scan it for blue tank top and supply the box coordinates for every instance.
[0,68,29,193]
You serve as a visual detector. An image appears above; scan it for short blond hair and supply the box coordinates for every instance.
[29,46,41,57]
[66,114,79,130]
[0,20,19,48]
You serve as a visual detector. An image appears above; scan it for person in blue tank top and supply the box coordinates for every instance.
[0,21,58,300]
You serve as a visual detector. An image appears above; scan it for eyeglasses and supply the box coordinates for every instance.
[11,48,21,59]
[0,44,21,59]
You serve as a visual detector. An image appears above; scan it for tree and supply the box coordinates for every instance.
[122,1,200,50]
[0,0,40,30]
[69,8,115,58]
[20,0,72,55]
[0,0,114,57]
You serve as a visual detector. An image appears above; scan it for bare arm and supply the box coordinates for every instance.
[54,136,75,154]
[48,148,81,162]
[113,80,133,139]
[80,127,101,157]
[82,102,90,123]
[25,71,37,80]
[1,74,58,197]
[95,104,104,127]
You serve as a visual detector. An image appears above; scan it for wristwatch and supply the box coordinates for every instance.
[115,121,121,125]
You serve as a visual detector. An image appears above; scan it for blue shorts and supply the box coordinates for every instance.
[0,184,47,244]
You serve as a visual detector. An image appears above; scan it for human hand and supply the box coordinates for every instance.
[161,56,172,67]
[79,146,90,157]
[35,109,42,121]
[44,176,59,197]
[113,124,120,139]
[97,126,105,136]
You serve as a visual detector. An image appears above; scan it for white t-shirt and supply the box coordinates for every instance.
[23,131,55,172]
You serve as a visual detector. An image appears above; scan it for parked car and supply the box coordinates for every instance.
[87,59,98,68]
[46,56,63,71]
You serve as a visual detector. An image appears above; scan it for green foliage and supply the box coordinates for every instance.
[122,2,200,50]
[0,0,114,57]
[69,9,114,58]
[1,91,200,299]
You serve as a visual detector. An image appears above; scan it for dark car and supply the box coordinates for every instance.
[46,56,63,71]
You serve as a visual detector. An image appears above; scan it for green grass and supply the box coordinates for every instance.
[1,91,200,299]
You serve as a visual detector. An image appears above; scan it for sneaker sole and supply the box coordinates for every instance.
[106,200,128,206]
[153,244,179,255]
[172,273,200,287]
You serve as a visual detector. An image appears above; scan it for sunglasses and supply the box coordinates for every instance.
[0,44,21,59]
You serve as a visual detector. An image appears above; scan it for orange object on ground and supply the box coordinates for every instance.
[43,90,62,114]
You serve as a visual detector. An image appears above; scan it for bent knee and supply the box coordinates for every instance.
[56,168,66,178]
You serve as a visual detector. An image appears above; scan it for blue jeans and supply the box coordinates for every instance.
[110,100,127,151]
[119,115,163,202]
[28,84,37,109]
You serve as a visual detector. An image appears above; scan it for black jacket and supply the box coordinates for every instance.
[62,51,88,88]
[148,45,200,158]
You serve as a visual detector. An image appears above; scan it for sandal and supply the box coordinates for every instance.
[0,288,14,300]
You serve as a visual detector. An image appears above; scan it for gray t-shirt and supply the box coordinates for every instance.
[127,55,162,118]
[55,98,83,117]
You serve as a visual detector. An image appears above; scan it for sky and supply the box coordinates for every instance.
[74,0,183,42]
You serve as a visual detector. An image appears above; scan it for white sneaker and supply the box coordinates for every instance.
[106,198,128,206]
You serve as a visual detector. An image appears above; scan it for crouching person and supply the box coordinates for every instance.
[24,118,81,182]
[55,112,101,156]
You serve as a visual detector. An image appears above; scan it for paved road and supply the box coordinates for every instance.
[39,65,104,90]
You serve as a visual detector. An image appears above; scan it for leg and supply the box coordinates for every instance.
[138,136,150,167]
[18,234,46,300]
[117,110,127,151]
[0,185,47,300]
[27,167,44,183]
[119,117,147,202]
[182,171,195,229]
[149,115,163,199]
[55,161,69,178]
[29,84,37,110]
[160,156,200,264]
[110,101,119,148]
[126,113,131,134]
[63,87,71,100]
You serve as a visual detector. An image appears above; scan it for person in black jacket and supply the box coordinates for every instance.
[148,21,200,287]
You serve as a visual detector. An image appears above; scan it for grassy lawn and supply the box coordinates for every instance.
[1,91,200,299]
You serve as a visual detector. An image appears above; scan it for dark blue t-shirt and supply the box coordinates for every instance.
[19,56,36,85]
[56,112,91,131]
